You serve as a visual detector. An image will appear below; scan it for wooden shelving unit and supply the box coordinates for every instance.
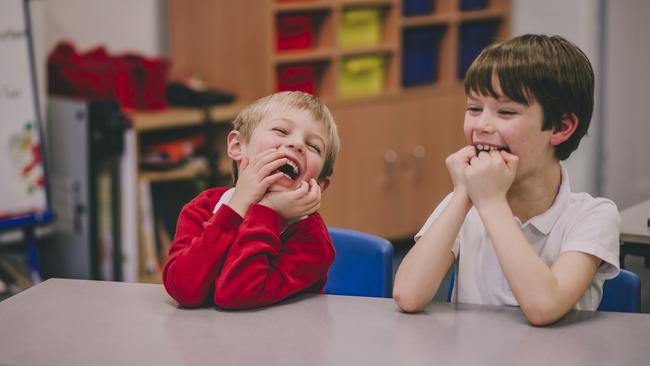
[168,0,511,239]
[124,102,245,283]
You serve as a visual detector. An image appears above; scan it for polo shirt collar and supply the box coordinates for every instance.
[521,164,571,235]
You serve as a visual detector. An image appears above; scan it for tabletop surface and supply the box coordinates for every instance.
[1,279,649,366]
[620,199,650,244]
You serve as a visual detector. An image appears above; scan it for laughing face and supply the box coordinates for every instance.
[464,79,556,180]
[234,106,328,191]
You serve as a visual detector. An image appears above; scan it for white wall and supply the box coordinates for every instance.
[30,0,165,122]
[512,0,601,196]
[602,0,650,209]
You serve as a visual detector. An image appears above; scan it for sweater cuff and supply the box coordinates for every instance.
[209,204,243,231]
[246,204,285,234]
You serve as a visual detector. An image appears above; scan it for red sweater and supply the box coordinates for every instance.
[162,187,335,309]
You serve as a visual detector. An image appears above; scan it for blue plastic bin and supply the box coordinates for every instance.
[402,26,442,86]
[460,0,488,11]
[458,21,498,79]
[403,0,435,16]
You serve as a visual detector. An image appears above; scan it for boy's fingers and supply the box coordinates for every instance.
[309,179,321,201]
[469,155,480,166]
[461,145,478,158]
[258,157,288,178]
[252,150,285,171]
[260,172,285,188]
[500,150,519,170]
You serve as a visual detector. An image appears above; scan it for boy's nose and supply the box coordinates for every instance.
[286,141,304,153]
[475,114,495,133]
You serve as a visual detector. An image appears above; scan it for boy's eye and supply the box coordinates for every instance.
[308,143,322,154]
[273,128,288,135]
[499,110,517,116]
[467,106,482,113]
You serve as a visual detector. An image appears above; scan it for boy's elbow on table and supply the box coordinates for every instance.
[393,291,428,313]
[519,300,565,326]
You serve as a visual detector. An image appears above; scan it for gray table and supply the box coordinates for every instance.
[1,279,649,366]
[619,199,650,267]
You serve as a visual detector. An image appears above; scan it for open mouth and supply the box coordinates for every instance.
[275,159,300,180]
[474,144,510,154]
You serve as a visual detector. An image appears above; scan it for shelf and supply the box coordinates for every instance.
[459,8,508,22]
[273,48,335,64]
[337,44,397,57]
[338,0,397,8]
[129,101,248,132]
[272,0,335,13]
[139,159,208,183]
[401,13,452,27]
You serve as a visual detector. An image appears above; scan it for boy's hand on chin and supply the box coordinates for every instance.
[260,179,322,221]
[464,150,518,208]
[229,149,287,217]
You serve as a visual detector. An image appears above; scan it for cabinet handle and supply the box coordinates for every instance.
[412,144,426,184]
[382,149,398,190]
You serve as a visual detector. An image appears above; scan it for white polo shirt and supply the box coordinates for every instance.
[415,166,621,310]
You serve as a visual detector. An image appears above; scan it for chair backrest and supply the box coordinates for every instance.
[447,265,456,302]
[597,269,641,313]
[448,267,641,313]
[324,227,393,298]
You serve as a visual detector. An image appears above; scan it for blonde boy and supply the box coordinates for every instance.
[164,91,340,309]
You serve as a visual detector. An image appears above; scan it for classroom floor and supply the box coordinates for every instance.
[392,242,650,313]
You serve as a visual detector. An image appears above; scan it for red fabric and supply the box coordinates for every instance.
[47,42,169,110]
[163,187,335,309]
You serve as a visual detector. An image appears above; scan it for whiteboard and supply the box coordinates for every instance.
[0,0,50,224]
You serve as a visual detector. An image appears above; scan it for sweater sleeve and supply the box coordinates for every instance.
[162,189,243,308]
[213,204,335,309]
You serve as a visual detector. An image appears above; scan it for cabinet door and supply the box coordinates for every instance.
[400,89,467,234]
[320,87,466,240]
[320,99,408,237]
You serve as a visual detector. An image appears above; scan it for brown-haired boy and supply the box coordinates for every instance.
[163,91,340,309]
[394,34,620,325]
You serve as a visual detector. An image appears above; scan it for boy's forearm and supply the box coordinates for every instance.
[394,191,471,311]
[476,200,567,324]
[214,211,332,309]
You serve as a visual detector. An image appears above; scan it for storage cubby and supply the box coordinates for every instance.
[458,20,500,78]
[401,25,444,86]
[168,0,511,239]
[403,0,435,16]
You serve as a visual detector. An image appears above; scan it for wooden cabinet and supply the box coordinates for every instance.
[168,0,510,239]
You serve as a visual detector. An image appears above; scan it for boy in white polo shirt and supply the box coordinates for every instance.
[393,34,620,326]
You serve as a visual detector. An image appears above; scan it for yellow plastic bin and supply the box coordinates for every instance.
[339,55,385,97]
[339,8,383,49]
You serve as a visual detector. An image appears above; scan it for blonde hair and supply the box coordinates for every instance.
[231,91,340,182]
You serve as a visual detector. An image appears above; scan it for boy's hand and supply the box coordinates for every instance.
[464,150,518,209]
[228,148,288,217]
[446,145,477,197]
[259,179,321,221]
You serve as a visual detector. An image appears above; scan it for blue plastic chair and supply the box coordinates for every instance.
[446,265,456,302]
[448,267,641,313]
[324,227,394,298]
[597,269,641,313]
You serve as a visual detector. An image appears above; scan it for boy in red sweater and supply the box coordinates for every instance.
[163,91,340,309]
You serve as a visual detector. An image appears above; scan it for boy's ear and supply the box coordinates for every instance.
[227,130,244,161]
[550,113,578,146]
[319,177,331,193]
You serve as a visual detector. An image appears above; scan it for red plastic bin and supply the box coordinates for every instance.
[276,64,316,94]
[276,14,313,51]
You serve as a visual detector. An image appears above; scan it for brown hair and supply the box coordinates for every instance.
[230,91,340,182]
[464,34,594,160]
